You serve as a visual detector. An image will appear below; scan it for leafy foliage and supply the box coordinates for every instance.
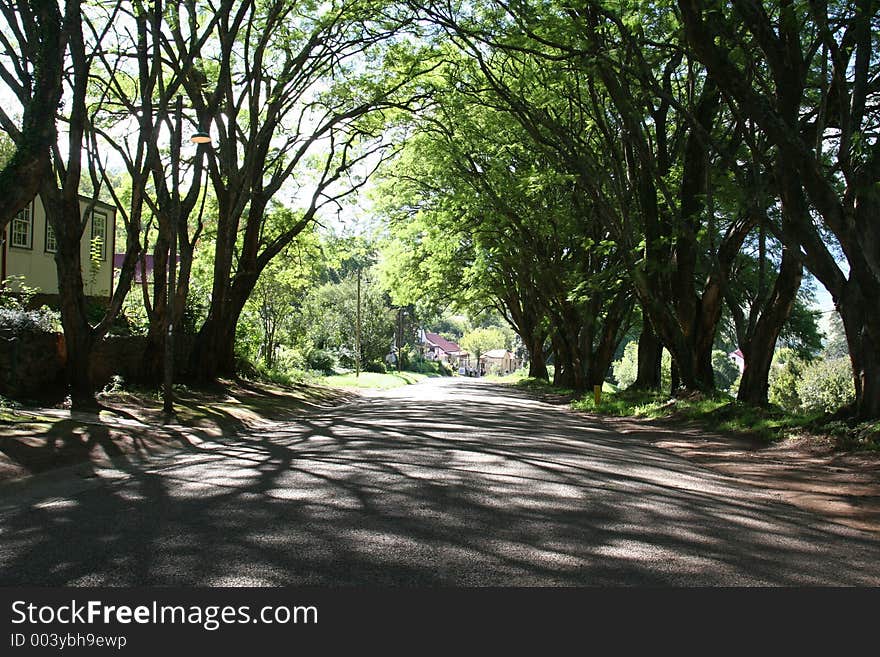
[797,359,856,415]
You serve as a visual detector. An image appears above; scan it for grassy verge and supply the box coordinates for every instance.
[507,379,879,448]
[483,370,530,384]
[572,389,823,442]
[572,391,880,449]
[318,371,434,390]
[511,377,617,398]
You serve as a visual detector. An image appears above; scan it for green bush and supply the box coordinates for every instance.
[0,275,39,310]
[796,357,855,414]
[364,360,387,373]
[611,341,638,388]
[407,359,432,374]
[768,349,805,412]
[487,363,505,376]
[305,348,336,373]
[0,307,60,334]
[407,358,452,375]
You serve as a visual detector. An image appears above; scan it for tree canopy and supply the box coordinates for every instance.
[1,0,876,420]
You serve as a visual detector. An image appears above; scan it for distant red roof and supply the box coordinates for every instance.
[424,332,463,354]
[114,253,179,284]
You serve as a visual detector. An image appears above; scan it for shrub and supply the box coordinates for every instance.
[407,359,433,374]
[408,358,452,375]
[305,348,336,373]
[768,348,805,412]
[0,307,60,334]
[796,357,855,414]
[102,375,126,395]
[364,360,386,373]
[611,341,638,389]
[0,275,39,310]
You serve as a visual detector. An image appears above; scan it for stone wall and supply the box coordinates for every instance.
[0,330,196,400]
[0,330,66,398]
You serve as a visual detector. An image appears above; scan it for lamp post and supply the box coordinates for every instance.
[163,95,211,417]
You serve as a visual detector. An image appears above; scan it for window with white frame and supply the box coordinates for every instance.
[11,203,32,249]
[90,209,107,260]
[45,221,57,253]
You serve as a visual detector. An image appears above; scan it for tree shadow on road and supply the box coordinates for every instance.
[1,380,879,586]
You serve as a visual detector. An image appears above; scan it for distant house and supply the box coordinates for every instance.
[2,195,116,302]
[480,348,520,375]
[729,348,745,373]
[421,330,469,367]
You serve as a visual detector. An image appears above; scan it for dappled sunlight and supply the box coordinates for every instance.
[1,378,878,586]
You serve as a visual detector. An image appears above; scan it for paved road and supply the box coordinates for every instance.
[1,378,878,586]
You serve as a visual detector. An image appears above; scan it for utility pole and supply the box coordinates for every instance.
[397,306,403,372]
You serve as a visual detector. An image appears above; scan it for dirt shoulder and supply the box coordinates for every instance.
[593,414,880,534]
[502,382,880,534]
[0,379,355,484]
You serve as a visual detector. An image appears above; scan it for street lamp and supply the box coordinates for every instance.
[163,95,212,417]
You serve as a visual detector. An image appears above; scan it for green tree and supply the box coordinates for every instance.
[678,0,880,417]
[298,268,395,371]
[797,359,856,415]
[768,349,806,412]
[240,228,324,369]
[823,312,849,360]
[0,0,65,231]
[460,326,508,374]
[611,341,639,390]
[712,350,740,394]
[180,1,426,380]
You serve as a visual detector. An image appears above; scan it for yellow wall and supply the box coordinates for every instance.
[3,196,115,298]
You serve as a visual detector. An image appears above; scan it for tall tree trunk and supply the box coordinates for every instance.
[551,332,574,388]
[191,271,259,380]
[633,323,662,390]
[192,310,237,380]
[586,291,631,387]
[42,183,95,407]
[839,287,880,419]
[527,332,548,380]
[737,247,803,405]
[855,336,880,418]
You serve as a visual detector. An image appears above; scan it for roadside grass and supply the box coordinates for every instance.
[514,377,575,397]
[513,377,617,398]
[482,370,529,384]
[821,419,880,451]
[318,371,434,390]
[571,388,825,442]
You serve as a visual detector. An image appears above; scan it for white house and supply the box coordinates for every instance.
[729,348,745,373]
[480,348,520,375]
[421,330,469,367]
[1,195,116,301]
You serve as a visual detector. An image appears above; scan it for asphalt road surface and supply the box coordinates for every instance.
[1,378,878,586]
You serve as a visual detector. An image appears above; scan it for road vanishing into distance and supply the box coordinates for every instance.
[1,378,878,586]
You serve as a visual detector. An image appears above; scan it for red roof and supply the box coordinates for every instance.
[424,332,463,354]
